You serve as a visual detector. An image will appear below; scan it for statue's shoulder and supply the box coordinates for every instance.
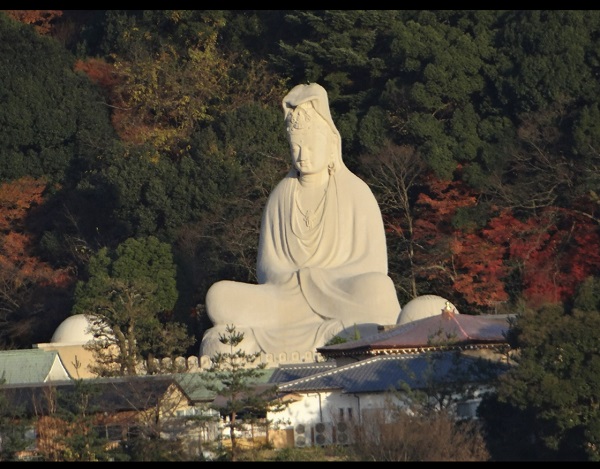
[271,174,294,194]
[340,170,377,197]
[264,174,294,208]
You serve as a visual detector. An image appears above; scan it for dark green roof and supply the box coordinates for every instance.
[172,368,277,402]
[2,375,181,415]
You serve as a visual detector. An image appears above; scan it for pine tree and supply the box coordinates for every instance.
[72,236,193,376]
[202,325,287,461]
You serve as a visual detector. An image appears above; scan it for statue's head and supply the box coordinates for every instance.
[282,83,343,172]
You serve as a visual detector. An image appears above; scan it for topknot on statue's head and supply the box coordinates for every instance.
[286,102,316,134]
[283,83,335,135]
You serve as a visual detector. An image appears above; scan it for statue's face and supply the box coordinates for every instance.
[289,125,330,176]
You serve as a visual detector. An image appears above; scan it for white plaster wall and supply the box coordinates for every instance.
[273,391,411,430]
[273,392,325,429]
[272,390,374,429]
[46,355,72,382]
[319,392,360,424]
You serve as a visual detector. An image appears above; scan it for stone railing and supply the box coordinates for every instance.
[145,350,323,373]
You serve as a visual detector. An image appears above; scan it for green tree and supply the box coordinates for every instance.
[492,10,600,115]
[72,236,193,376]
[0,11,116,185]
[203,325,287,461]
[468,10,600,211]
[272,10,404,99]
[50,380,123,462]
[173,101,289,336]
[479,299,600,461]
[384,10,496,179]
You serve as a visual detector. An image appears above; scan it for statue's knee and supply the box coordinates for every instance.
[205,285,215,307]
[205,281,230,314]
[352,274,388,298]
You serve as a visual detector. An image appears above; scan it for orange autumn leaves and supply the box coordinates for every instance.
[2,10,62,35]
[0,178,73,315]
[411,177,600,309]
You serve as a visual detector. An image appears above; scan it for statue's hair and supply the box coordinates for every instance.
[286,102,328,135]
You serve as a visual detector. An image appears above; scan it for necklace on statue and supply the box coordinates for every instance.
[295,186,328,230]
[302,208,315,229]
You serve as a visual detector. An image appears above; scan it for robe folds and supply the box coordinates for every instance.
[200,166,401,356]
[200,82,400,357]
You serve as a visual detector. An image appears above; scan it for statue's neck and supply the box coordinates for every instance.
[298,171,329,190]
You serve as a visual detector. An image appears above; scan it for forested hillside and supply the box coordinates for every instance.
[1,10,599,354]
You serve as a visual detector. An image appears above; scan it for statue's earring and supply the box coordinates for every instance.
[328,161,335,175]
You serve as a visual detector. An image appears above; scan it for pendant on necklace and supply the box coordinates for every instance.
[303,209,314,229]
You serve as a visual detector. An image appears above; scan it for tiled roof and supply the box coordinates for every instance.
[268,362,338,384]
[172,368,280,403]
[317,312,512,357]
[1,375,182,415]
[277,352,509,394]
[173,372,217,401]
[0,349,71,384]
[84,376,180,411]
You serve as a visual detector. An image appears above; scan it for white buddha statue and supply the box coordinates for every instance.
[200,83,400,357]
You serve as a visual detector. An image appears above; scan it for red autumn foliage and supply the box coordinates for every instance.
[412,175,509,307]
[519,208,600,306]
[416,175,478,219]
[387,168,600,312]
[0,177,75,317]
[2,10,63,35]
[479,206,600,307]
[450,231,509,307]
[413,176,478,274]
[74,58,120,90]
[0,176,45,232]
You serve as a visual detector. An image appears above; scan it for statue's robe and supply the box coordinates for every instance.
[200,166,400,356]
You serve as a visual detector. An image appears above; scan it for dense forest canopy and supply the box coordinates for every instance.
[0,9,599,356]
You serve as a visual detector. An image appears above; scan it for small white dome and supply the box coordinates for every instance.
[51,314,97,345]
[397,295,459,326]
